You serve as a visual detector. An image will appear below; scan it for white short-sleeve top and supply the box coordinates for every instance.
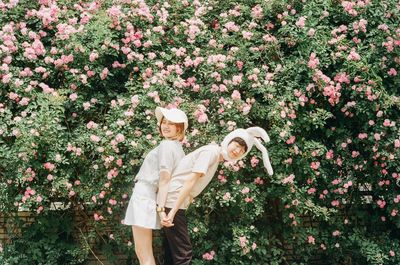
[165,144,221,209]
[135,140,185,186]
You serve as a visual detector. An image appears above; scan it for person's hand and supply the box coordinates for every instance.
[158,211,167,222]
[159,211,174,227]
[165,209,176,224]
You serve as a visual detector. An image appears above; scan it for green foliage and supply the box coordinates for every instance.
[1,0,399,264]
[0,212,87,265]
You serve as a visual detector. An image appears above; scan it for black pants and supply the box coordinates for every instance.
[163,208,192,265]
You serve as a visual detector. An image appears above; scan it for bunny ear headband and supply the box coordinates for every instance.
[220,127,273,175]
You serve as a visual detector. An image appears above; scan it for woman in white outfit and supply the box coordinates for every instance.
[124,107,188,265]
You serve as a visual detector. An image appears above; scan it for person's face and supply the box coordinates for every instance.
[160,118,179,139]
[227,141,246,160]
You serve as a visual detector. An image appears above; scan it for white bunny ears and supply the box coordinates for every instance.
[220,127,274,175]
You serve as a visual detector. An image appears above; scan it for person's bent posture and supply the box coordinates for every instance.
[161,127,273,265]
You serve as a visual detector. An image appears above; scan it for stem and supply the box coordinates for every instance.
[78,227,106,265]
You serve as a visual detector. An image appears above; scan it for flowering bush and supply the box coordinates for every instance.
[1,0,399,264]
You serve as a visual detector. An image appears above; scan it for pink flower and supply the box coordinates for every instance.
[94,213,103,221]
[308,28,316,36]
[286,136,296,144]
[241,187,250,194]
[310,161,320,170]
[224,21,239,32]
[107,5,122,18]
[334,72,350,84]
[343,181,353,188]
[109,199,117,205]
[251,5,263,19]
[115,133,125,143]
[83,102,91,110]
[254,177,264,185]
[331,200,340,207]
[90,135,100,143]
[307,235,315,244]
[250,156,259,167]
[242,31,253,40]
[332,178,342,185]
[239,236,248,247]
[86,121,98,129]
[308,53,319,69]
[194,105,209,123]
[282,174,295,184]
[19,97,30,106]
[394,139,400,148]
[236,61,244,70]
[251,242,257,250]
[107,168,118,179]
[245,197,253,203]
[231,90,241,100]
[100,67,109,80]
[307,188,316,194]
[377,199,386,208]
[378,24,389,31]
[326,150,334,159]
[202,250,215,260]
[43,162,55,171]
[358,133,368,140]
[342,1,358,16]
[89,52,99,62]
[347,49,361,61]
[217,174,227,183]
[388,68,397,76]
[2,73,12,84]
[296,17,306,28]
[37,206,44,214]
[383,119,391,127]
[222,192,231,201]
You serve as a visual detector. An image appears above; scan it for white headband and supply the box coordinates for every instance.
[221,127,273,175]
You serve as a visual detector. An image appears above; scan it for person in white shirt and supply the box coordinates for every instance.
[124,107,188,265]
[159,127,274,265]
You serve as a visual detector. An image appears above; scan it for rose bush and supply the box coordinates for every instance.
[0,0,399,264]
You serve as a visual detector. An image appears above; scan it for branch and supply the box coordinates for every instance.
[78,227,106,265]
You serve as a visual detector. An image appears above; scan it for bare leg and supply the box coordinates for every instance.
[132,226,156,265]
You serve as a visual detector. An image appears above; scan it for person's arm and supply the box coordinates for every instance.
[165,172,203,223]
[156,170,171,224]
[156,140,177,225]
[156,170,171,207]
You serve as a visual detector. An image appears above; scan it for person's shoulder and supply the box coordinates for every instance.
[159,139,181,147]
[203,143,220,151]
[195,144,220,156]
[159,139,183,152]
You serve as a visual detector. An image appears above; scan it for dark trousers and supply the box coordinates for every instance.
[163,208,192,265]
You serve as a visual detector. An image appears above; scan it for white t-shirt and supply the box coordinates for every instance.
[165,144,221,209]
[135,140,185,186]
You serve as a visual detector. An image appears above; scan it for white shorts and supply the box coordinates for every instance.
[123,181,161,229]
